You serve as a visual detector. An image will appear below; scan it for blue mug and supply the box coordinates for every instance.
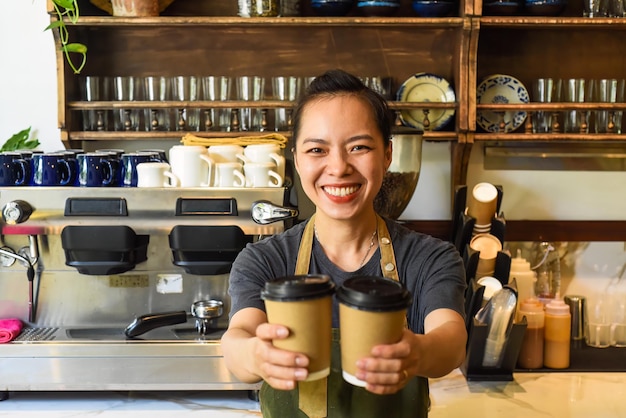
[32,153,75,186]
[15,150,43,185]
[55,151,81,186]
[77,152,116,187]
[94,151,122,186]
[137,149,168,163]
[120,152,160,187]
[0,152,30,186]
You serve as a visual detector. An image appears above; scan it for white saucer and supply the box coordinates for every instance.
[476,74,529,133]
[396,73,456,131]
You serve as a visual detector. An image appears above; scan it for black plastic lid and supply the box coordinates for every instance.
[261,274,336,302]
[336,276,412,312]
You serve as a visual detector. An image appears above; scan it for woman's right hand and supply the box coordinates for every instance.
[253,322,310,390]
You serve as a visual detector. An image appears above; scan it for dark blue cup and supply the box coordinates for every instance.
[13,150,39,185]
[95,149,125,158]
[55,151,81,186]
[95,149,124,187]
[32,153,75,186]
[137,149,168,163]
[77,152,116,187]
[0,152,30,186]
[120,152,160,187]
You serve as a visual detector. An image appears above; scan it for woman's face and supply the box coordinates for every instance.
[294,94,392,221]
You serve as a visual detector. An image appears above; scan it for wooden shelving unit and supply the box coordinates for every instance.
[49,0,626,238]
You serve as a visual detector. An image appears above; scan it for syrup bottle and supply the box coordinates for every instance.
[517,298,545,369]
[543,299,571,369]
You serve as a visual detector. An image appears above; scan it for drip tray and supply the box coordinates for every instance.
[63,326,226,341]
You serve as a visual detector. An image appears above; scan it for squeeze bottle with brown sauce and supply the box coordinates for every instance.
[517,298,545,369]
[543,299,571,369]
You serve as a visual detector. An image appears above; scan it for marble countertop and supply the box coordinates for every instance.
[2,370,626,417]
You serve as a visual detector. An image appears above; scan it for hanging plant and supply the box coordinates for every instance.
[45,0,87,74]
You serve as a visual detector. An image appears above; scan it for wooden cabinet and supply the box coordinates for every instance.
[50,0,626,191]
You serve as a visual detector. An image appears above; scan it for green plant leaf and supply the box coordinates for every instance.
[63,43,88,54]
[1,127,40,152]
[44,21,64,31]
[52,0,76,11]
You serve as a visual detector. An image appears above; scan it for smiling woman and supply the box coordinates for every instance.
[221,69,467,418]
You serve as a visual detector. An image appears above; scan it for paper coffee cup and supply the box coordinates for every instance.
[261,274,335,381]
[466,182,498,225]
[336,276,412,387]
[470,233,502,279]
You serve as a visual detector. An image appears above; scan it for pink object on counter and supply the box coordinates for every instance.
[0,318,23,343]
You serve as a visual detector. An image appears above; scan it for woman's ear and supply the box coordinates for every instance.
[292,147,300,173]
[385,141,393,171]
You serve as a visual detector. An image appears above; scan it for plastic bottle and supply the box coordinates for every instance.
[516,298,545,369]
[543,299,571,369]
[510,249,537,321]
[533,242,561,306]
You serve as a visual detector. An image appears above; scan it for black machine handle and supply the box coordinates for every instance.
[124,311,188,338]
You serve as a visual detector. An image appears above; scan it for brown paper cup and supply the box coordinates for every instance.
[466,182,498,225]
[336,276,412,387]
[261,274,335,381]
[339,305,406,386]
[470,233,502,278]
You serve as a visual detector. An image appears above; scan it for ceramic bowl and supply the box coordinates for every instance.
[483,0,522,15]
[310,0,355,16]
[357,1,401,16]
[523,0,566,15]
[411,0,456,17]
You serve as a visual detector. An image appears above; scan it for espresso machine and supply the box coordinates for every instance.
[0,185,297,394]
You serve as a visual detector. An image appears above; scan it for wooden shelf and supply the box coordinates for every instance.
[64,16,467,28]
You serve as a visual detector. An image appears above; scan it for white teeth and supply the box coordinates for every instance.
[324,186,359,197]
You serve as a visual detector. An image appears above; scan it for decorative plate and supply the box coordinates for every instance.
[476,74,529,133]
[396,73,456,131]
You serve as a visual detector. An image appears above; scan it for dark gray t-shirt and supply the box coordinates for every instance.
[228,218,466,334]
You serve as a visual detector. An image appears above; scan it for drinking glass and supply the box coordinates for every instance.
[593,79,624,134]
[171,76,200,131]
[201,76,233,132]
[272,76,302,131]
[532,78,556,133]
[562,78,591,134]
[113,76,142,131]
[143,76,173,131]
[79,76,111,131]
[237,76,265,131]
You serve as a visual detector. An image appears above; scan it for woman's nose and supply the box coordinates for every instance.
[325,150,352,176]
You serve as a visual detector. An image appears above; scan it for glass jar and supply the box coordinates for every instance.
[251,0,280,16]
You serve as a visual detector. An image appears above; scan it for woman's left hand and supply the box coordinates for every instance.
[354,328,417,395]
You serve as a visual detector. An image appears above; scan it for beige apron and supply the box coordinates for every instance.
[260,214,429,418]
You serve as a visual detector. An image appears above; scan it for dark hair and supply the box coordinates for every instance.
[291,69,393,148]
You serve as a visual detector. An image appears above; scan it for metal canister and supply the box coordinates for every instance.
[564,294,586,340]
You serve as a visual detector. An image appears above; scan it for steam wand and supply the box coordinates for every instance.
[0,235,39,322]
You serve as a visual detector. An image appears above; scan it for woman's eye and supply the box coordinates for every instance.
[351,144,371,152]
[306,147,324,154]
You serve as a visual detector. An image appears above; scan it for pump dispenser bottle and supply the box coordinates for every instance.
[517,298,545,369]
[510,249,537,321]
[543,299,571,369]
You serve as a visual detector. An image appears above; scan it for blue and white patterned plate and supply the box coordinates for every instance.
[397,72,456,131]
[476,74,529,133]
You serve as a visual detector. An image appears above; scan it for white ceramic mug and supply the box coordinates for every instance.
[168,145,213,187]
[242,143,285,184]
[243,162,282,187]
[208,144,246,164]
[213,162,246,187]
[136,162,179,188]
